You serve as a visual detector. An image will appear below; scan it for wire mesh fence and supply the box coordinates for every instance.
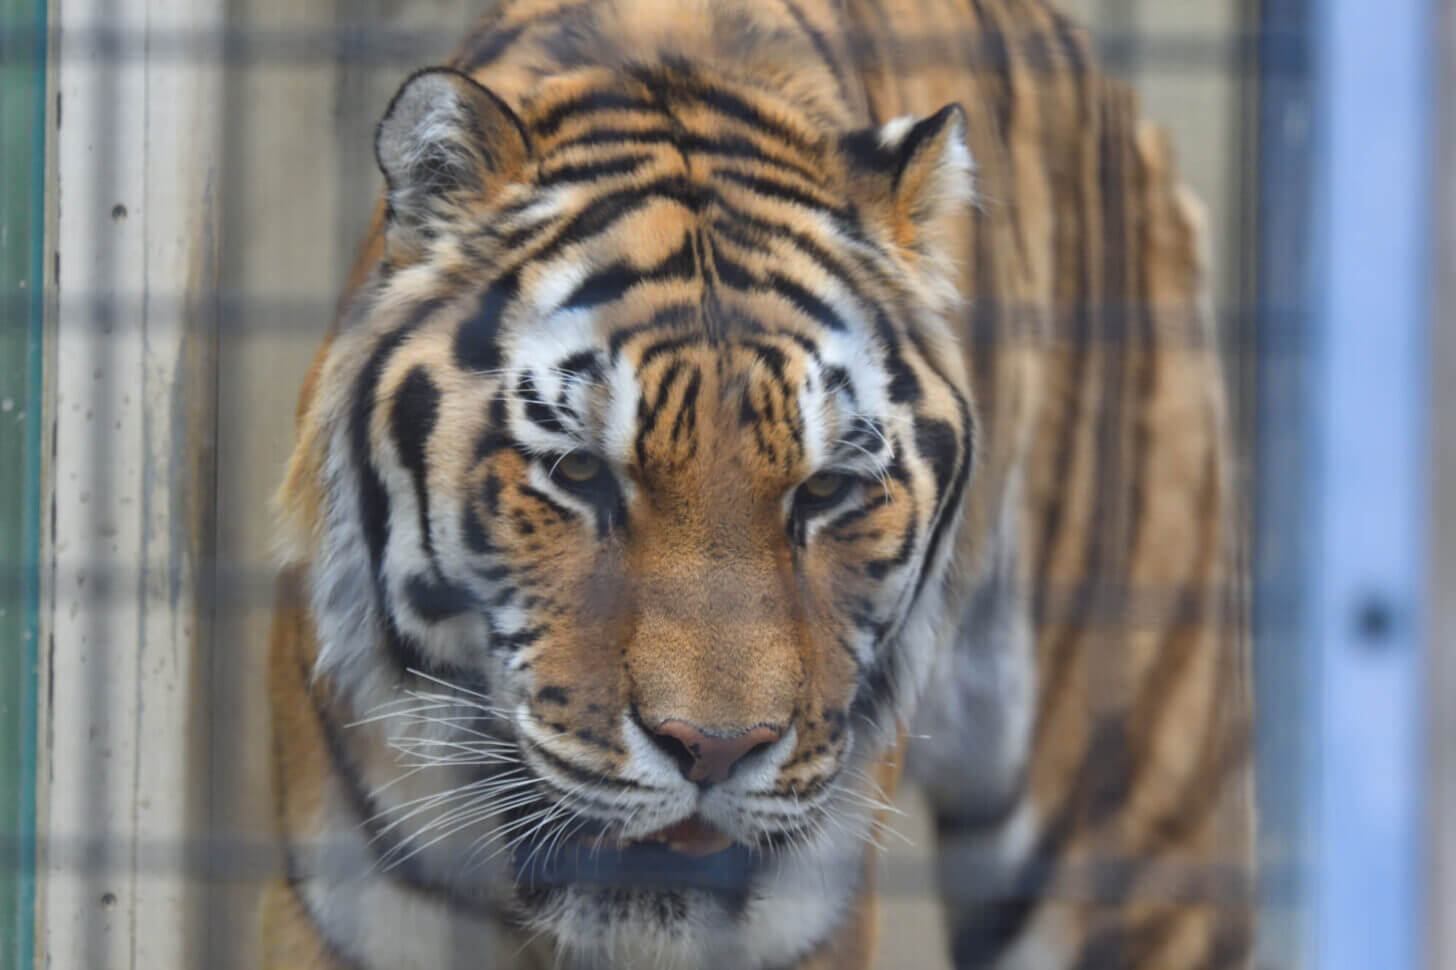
[2,0,1441,967]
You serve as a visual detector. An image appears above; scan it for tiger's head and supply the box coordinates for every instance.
[279,63,974,965]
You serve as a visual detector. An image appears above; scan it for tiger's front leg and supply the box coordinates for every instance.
[906,543,1044,970]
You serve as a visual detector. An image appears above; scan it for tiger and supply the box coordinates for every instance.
[261,0,1253,967]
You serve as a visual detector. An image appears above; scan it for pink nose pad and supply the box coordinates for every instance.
[652,720,783,784]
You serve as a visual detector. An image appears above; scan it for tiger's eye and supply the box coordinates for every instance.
[557,452,603,483]
[802,471,846,500]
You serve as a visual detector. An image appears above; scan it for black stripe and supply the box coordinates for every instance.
[527,737,648,793]
[459,22,524,71]
[390,366,441,563]
[635,334,701,369]
[478,564,512,583]
[839,126,897,176]
[825,491,891,532]
[847,648,895,728]
[547,126,678,155]
[517,484,575,522]
[534,91,660,138]
[536,685,569,705]
[707,248,852,338]
[403,572,477,622]
[454,273,518,375]
[669,370,701,443]
[712,248,757,291]
[381,611,490,695]
[679,79,821,158]
[822,364,855,400]
[560,236,697,313]
[766,272,848,332]
[739,340,789,380]
[537,153,654,188]
[606,302,696,357]
[710,194,882,304]
[351,301,440,578]
[474,429,518,461]
[490,625,545,653]
[873,308,922,403]
[676,130,826,188]
[778,0,855,112]
[708,215,775,256]
[714,168,841,215]
[518,372,567,435]
[557,350,604,381]
[863,517,918,580]
[842,415,885,450]
[907,391,973,611]
[634,361,686,468]
[462,498,495,555]
[914,417,960,497]
[512,176,708,261]
[772,327,824,364]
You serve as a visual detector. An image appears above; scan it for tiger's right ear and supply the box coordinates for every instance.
[837,105,973,311]
[375,68,531,253]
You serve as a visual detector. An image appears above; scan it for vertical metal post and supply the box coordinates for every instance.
[1251,0,1313,965]
[1429,3,1456,964]
[0,1,47,968]
[1306,0,1433,968]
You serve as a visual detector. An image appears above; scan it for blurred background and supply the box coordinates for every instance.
[0,0,1449,968]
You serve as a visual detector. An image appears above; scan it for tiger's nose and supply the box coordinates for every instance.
[650,719,783,785]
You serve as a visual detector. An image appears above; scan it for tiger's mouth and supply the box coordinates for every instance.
[608,815,736,857]
[511,814,759,894]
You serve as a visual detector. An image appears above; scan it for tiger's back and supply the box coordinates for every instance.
[266,1,1252,968]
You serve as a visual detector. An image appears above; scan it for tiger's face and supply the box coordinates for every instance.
[283,64,973,963]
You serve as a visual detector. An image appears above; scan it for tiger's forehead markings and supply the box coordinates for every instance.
[411,69,920,486]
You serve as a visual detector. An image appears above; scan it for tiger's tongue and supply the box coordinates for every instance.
[651,817,735,857]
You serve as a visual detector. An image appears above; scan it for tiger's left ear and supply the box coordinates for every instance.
[375,68,532,255]
[839,105,974,305]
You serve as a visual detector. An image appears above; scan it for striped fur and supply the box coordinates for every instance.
[265,1,1252,968]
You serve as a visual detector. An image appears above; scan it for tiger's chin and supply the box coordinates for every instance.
[521,883,738,970]
[510,835,753,970]
[507,815,846,970]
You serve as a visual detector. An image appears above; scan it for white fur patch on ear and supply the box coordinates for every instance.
[876,115,917,149]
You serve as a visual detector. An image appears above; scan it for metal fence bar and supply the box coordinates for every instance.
[1252,2,1315,968]
[1306,0,1435,967]
[1430,3,1456,964]
[0,0,46,967]
[0,25,1312,72]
